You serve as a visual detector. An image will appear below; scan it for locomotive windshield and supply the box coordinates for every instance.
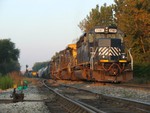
[88,26,124,43]
[95,34,116,38]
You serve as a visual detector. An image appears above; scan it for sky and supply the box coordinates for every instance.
[0,0,114,71]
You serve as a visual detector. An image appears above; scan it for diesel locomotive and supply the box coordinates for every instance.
[50,26,133,82]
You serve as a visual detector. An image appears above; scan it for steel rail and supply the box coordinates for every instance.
[42,80,104,113]
[61,84,150,113]
[113,84,150,90]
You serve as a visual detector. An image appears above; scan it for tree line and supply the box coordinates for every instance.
[0,39,20,75]
[79,0,150,64]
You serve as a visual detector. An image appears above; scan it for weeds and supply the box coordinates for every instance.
[0,71,24,90]
[0,75,13,90]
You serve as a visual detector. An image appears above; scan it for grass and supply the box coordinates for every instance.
[0,75,13,90]
[0,71,29,90]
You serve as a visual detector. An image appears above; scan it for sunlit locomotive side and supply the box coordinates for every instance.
[50,44,77,80]
[50,26,133,82]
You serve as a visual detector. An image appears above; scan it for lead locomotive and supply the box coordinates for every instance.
[50,26,133,82]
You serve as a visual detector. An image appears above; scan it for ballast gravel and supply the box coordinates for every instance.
[85,85,150,103]
[0,80,150,113]
[0,85,50,113]
[61,81,150,104]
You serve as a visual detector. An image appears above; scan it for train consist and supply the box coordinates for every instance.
[50,26,133,82]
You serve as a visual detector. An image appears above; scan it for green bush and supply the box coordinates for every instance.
[133,63,150,83]
[134,63,150,77]
[0,75,13,90]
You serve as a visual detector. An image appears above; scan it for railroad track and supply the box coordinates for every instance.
[112,84,150,90]
[0,99,47,104]
[44,80,150,113]
[43,80,100,113]
[0,99,13,104]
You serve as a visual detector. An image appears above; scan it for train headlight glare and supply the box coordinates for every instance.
[121,53,126,59]
[122,55,125,59]
[102,55,105,58]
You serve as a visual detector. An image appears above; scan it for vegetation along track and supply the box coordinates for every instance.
[44,80,150,113]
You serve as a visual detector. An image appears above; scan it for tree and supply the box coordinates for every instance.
[0,39,20,74]
[114,0,150,63]
[79,4,115,32]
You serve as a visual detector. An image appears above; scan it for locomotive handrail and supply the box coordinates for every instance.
[128,48,133,70]
[90,47,98,70]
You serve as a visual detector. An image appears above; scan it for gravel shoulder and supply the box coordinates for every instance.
[54,80,150,104]
[1,79,149,113]
[0,83,50,113]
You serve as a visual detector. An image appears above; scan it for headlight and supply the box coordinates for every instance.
[101,55,109,59]
[102,55,105,58]
[121,53,126,59]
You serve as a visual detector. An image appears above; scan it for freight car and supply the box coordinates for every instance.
[50,26,133,82]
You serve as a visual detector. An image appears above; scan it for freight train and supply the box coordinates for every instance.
[50,26,133,82]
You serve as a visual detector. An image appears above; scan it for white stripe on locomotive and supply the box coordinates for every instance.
[98,47,121,56]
